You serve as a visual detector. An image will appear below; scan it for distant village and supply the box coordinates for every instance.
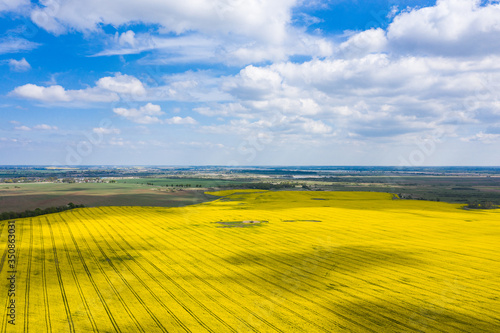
[0,177,118,184]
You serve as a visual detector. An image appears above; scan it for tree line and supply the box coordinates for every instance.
[241,182,298,190]
[142,182,204,187]
[466,201,497,209]
[0,202,85,221]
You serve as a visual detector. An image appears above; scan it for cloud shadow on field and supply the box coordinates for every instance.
[211,245,436,329]
[328,298,500,332]
[220,245,427,287]
[215,245,500,331]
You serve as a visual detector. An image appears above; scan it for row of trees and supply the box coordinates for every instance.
[0,203,85,221]
[466,201,497,209]
[143,183,204,188]
[242,182,298,190]
[165,184,204,188]
[2,178,28,183]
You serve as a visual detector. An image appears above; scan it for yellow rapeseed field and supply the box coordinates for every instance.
[1,190,499,332]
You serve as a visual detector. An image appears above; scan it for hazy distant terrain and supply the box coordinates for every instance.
[1,166,500,215]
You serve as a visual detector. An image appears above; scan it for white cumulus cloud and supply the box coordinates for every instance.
[96,73,146,96]
[339,28,388,58]
[0,0,29,12]
[194,50,500,143]
[12,84,72,102]
[302,118,331,134]
[113,103,164,124]
[10,73,147,103]
[461,131,500,143]
[32,0,333,65]
[33,124,58,130]
[11,0,500,153]
[332,0,500,59]
[93,127,121,135]
[14,124,58,131]
[29,0,296,42]
[0,38,39,54]
[11,84,118,103]
[118,30,136,47]
[387,0,500,57]
[8,58,31,72]
[164,116,198,125]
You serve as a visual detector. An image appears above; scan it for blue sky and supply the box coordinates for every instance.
[1,0,500,166]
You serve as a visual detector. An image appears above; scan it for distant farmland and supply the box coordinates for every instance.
[114,177,242,187]
[0,182,213,213]
[1,190,499,331]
